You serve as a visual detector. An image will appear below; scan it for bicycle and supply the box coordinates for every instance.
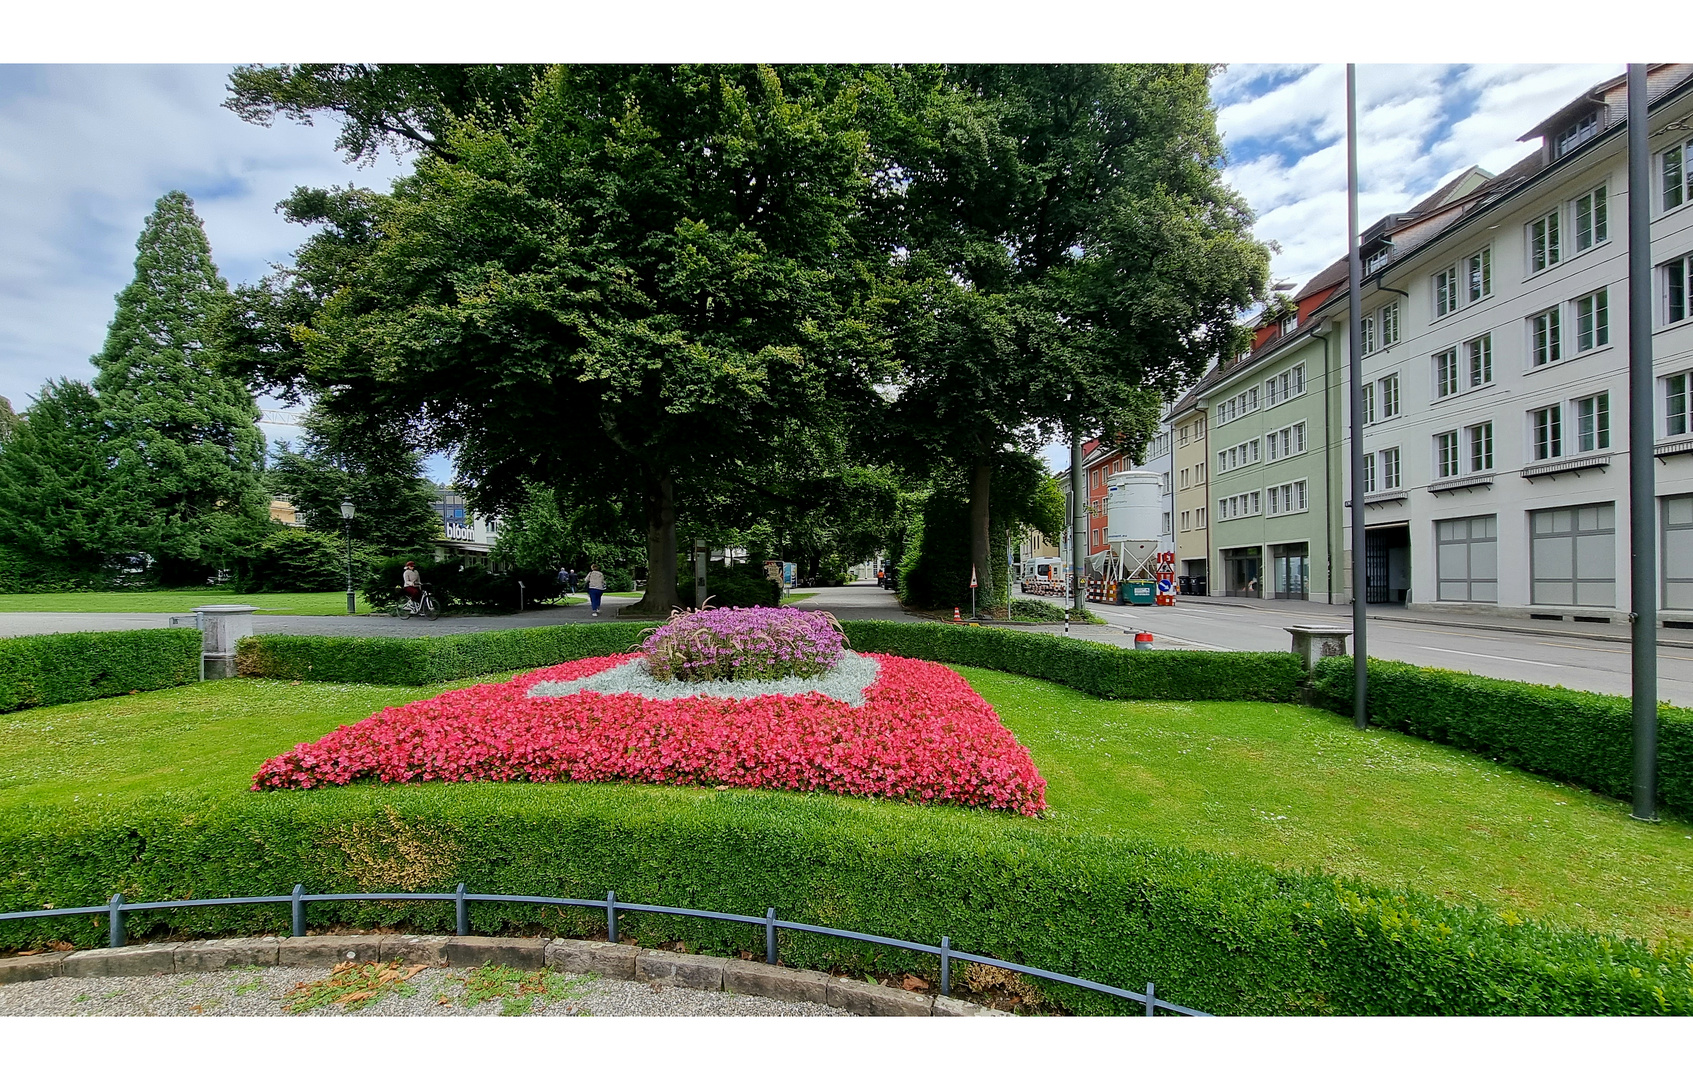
[395,586,440,621]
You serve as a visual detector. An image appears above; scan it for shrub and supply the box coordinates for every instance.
[3,787,1691,1015]
[1310,656,1693,818]
[237,528,378,593]
[599,566,635,592]
[362,555,563,613]
[641,607,845,682]
[1008,598,1068,623]
[675,560,780,608]
[237,622,659,686]
[844,621,1303,702]
[0,629,201,712]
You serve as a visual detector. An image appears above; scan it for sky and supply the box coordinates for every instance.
[0,62,1629,480]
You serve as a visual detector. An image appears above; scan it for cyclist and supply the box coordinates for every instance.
[402,561,423,603]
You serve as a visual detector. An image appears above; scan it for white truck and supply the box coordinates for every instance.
[1019,558,1067,597]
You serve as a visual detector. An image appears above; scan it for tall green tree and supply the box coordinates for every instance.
[92,191,268,584]
[0,396,17,444]
[875,65,1269,612]
[266,408,441,553]
[0,380,135,577]
[224,66,894,615]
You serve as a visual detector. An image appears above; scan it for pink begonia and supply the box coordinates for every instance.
[252,653,1047,816]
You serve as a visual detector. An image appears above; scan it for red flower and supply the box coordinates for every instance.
[252,654,1046,816]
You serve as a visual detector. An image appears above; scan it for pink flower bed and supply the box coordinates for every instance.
[252,653,1046,816]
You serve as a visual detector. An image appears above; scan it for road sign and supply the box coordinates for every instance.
[970,565,978,588]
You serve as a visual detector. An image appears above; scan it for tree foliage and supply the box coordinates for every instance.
[92,191,268,584]
[0,397,17,444]
[266,408,441,553]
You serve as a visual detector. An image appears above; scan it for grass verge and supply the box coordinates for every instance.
[0,590,355,616]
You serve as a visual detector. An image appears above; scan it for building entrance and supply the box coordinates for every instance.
[1270,543,1309,600]
[1364,524,1411,604]
[1222,547,1262,598]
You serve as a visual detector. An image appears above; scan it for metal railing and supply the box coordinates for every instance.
[0,886,1207,1016]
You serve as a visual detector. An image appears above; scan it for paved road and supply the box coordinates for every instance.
[2,579,1675,703]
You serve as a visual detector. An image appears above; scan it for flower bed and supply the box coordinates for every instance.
[252,653,1047,816]
[641,607,845,682]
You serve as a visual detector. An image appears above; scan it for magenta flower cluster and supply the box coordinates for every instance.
[641,606,846,683]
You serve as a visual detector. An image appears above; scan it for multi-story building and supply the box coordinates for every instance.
[1347,64,1693,623]
[430,483,502,565]
[1168,395,1211,592]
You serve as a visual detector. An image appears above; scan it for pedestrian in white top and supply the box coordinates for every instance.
[586,565,606,615]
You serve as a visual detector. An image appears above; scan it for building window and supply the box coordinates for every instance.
[1529,209,1561,273]
[1434,265,1458,318]
[1264,363,1306,407]
[1437,515,1498,603]
[1180,510,1191,531]
[1162,511,1172,535]
[1362,452,1377,493]
[1092,528,1100,547]
[1280,312,1299,336]
[1380,301,1400,347]
[1361,311,1376,355]
[1267,480,1307,517]
[1575,288,1609,352]
[1667,373,1693,437]
[1196,507,1207,528]
[1664,139,1692,212]
[1266,421,1306,461]
[1466,334,1493,388]
[1574,185,1608,251]
[1533,404,1563,460]
[1575,392,1610,453]
[1434,348,1460,398]
[1360,382,1375,425]
[1218,387,1258,426]
[1531,306,1563,367]
[1196,462,1206,483]
[1555,113,1599,157]
[1663,495,1693,609]
[1179,467,1190,489]
[1197,415,1206,436]
[1178,425,1190,448]
[1664,254,1690,326]
[1531,503,1616,607]
[1436,430,1460,478]
[1465,247,1492,303]
[1380,373,1401,419]
[1380,447,1401,490]
[1217,490,1262,521]
[1468,421,1494,472]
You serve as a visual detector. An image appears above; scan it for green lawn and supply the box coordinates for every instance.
[0,590,356,616]
[3,664,1691,947]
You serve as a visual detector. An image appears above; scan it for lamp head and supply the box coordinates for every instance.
[340,500,354,520]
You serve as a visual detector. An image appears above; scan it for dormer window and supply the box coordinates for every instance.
[1365,249,1389,273]
[1279,312,1298,336]
[1554,112,1599,158]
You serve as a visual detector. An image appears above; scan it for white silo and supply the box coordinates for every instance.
[1107,472,1164,574]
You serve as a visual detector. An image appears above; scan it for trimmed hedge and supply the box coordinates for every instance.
[843,621,1304,702]
[236,619,1305,703]
[1310,656,1693,819]
[1,786,1690,1015]
[0,629,201,713]
[236,622,661,686]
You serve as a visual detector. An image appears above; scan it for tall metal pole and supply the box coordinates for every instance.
[1627,63,1659,821]
[1072,435,1088,616]
[1346,65,1369,730]
[344,517,355,615]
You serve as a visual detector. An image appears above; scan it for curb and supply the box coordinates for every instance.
[0,935,1010,1017]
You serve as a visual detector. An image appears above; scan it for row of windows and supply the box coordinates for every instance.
[1178,507,1208,532]
[1360,301,1400,356]
[1214,481,1309,522]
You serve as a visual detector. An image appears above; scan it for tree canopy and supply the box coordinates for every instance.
[266,408,442,552]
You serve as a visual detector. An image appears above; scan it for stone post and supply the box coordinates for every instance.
[193,604,259,681]
[1285,624,1353,675]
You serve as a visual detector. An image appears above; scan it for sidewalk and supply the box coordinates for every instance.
[1167,592,1693,651]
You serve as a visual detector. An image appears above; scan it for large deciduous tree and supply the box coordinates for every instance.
[93,191,268,584]
[224,65,892,615]
[875,65,1270,613]
[266,408,442,553]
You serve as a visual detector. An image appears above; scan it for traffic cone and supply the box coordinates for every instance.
[953,606,962,623]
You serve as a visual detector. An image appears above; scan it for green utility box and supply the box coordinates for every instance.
[1124,580,1156,605]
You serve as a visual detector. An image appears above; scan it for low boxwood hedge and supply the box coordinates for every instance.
[1310,656,1693,819]
[236,622,660,686]
[1,786,1688,1015]
[0,629,200,713]
[237,620,1305,703]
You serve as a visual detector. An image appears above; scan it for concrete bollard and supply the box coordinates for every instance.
[193,605,259,680]
[1285,625,1353,674]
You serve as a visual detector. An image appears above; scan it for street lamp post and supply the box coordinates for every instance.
[341,500,356,615]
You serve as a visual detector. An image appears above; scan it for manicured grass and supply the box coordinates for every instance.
[3,663,1691,948]
[781,592,818,605]
[0,590,356,616]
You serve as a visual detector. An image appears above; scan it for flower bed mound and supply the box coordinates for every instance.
[252,653,1047,816]
[641,606,845,682]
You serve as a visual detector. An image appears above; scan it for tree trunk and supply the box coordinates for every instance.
[624,468,681,617]
[969,458,997,615]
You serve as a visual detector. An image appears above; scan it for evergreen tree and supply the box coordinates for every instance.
[0,396,17,444]
[266,408,441,553]
[92,191,268,584]
[0,380,136,578]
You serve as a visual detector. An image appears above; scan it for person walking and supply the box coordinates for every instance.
[586,564,606,616]
[558,565,575,596]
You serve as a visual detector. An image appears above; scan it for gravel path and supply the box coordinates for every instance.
[0,963,848,1017]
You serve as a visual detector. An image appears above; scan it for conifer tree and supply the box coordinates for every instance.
[0,396,17,443]
[92,191,268,584]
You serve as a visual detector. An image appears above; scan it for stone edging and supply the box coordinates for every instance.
[0,934,1008,1017]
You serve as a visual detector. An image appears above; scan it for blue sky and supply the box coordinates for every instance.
[0,63,1628,480]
